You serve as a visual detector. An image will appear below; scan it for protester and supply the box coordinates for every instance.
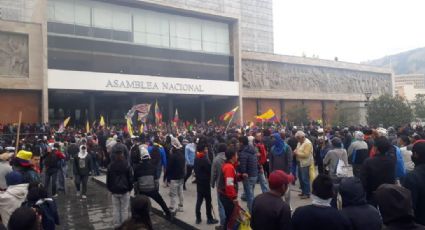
[399,135,415,173]
[294,131,314,199]
[323,137,348,179]
[13,149,40,184]
[249,135,269,193]
[218,148,241,229]
[184,138,196,190]
[0,148,12,191]
[360,136,396,206]
[238,136,258,212]
[107,150,133,228]
[111,138,129,164]
[117,195,153,230]
[167,137,185,213]
[193,137,219,225]
[22,183,60,230]
[210,143,228,229]
[347,131,369,177]
[44,146,63,197]
[402,140,425,225]
[7,207,40,230]
[251,170,293,230]
[133,149,172,219]
[339,177,382,230]
[292,174,350,230]
[0,171,28,226]
[73,145,92,199]
[376,184,425,230]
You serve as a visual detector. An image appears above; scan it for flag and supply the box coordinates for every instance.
[155,101,162,124]
[255,109,279,122]
[99,115,105,127]
[140,123,144,133]
[219,106,239,121]
[86,120,90,134]
[126,118,134,137]
[173,109,179,123]
[58,117,71,133]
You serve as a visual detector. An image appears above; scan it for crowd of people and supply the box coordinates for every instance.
[0,122,424,230]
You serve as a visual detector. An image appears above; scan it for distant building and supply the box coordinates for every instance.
[395,74,425,101]
[0,0,392,126]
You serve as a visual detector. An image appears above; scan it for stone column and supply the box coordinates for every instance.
[200,97,206,123]
[89,94,95,122]
[168,96,174,122]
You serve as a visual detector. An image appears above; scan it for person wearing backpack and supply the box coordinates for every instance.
[269,132,293,207]
[22,183,60,230]
[44,144,64,197]
[73,145,92,199]
[133,149,172,219]
[106,150,133,228]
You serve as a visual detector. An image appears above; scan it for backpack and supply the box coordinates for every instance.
[110,167,132,193]
[44,152,59,169]
[137,175,158,193]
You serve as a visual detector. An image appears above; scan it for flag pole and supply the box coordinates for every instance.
[15,111,22,154]
[225,113,235,134]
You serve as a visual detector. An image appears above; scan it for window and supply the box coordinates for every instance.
[170,16,202,51]
[92,5,112,29]
[52,0,74,24]
[134,10,170,47]
[74,2,91,26]
[202,21,229,54]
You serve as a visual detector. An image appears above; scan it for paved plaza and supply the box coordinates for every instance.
[55,178,183,230]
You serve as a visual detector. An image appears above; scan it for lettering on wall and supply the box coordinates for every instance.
[105,79,204,93]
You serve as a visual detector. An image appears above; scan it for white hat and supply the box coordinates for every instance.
[295,131,306,138]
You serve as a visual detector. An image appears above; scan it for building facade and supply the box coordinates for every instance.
[0,0,393,126]
[395,74,425,101]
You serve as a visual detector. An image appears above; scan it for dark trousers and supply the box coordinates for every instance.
[44,170,58,196]
[183,165,194,188]
[219,194,235,229]
[196,183,213,220]
[140,190,171,216]
[75,174,89,195]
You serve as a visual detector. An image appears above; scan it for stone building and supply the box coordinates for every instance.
[395,74,425,101]
[0,0,392,126]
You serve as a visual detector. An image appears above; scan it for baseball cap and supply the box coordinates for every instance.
[268,170,294,190]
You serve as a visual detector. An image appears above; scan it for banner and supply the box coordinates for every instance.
[155,101,162,124]
[220,106,239,121]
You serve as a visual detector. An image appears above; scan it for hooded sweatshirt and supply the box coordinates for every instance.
[269,133,292,173]
[0,183,28,226]
[0,154,12,190]
[339,177,382,230]
[74,146,91,176]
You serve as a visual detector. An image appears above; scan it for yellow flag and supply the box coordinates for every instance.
[140,123,144,133]
[63,117,71,128]
[86,120,90,133]
[255,109,276,120]
[126,118,134,137]
[100,115,105,127]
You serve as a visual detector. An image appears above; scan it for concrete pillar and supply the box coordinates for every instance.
[231,20,243,123]
[89,94,95,122]
[200,97,206,123]
[168,96,174,122]
[256,99,260,115]
[321,101,326,126]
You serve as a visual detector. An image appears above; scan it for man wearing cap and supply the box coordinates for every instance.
[12,150,40,184]
[294,131,314,199]
[347,131,369,177]
[0,171,29,226]
[251,170,293,230]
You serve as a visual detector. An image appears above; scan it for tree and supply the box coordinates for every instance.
[332,102,358,127]
[367,94,413,127]
[287,105,309,126]
[413,94,425,120]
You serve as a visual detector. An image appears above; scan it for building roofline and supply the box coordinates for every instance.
[242,51,392,74]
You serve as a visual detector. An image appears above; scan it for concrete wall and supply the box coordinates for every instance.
[0,0,48,122]
[0,90,41,123]
[134,0,273,53]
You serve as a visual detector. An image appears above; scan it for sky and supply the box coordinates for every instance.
[273,0,425,63]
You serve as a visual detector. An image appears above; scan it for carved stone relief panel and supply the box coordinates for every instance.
[0,32,29,77]
[242,60,392,95]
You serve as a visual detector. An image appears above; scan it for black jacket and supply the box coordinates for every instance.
[167,147,186,181]
[133,160,158,193]
[106,160,133,194]
[402,165,425,225]
[194,153,211,185]
[339,177,382,230]
[360,153,396,204]
[238,145,258,177]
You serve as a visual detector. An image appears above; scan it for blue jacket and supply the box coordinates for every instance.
[238,145,259,177]
[148,144,167,167]
[185,143,196,166]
